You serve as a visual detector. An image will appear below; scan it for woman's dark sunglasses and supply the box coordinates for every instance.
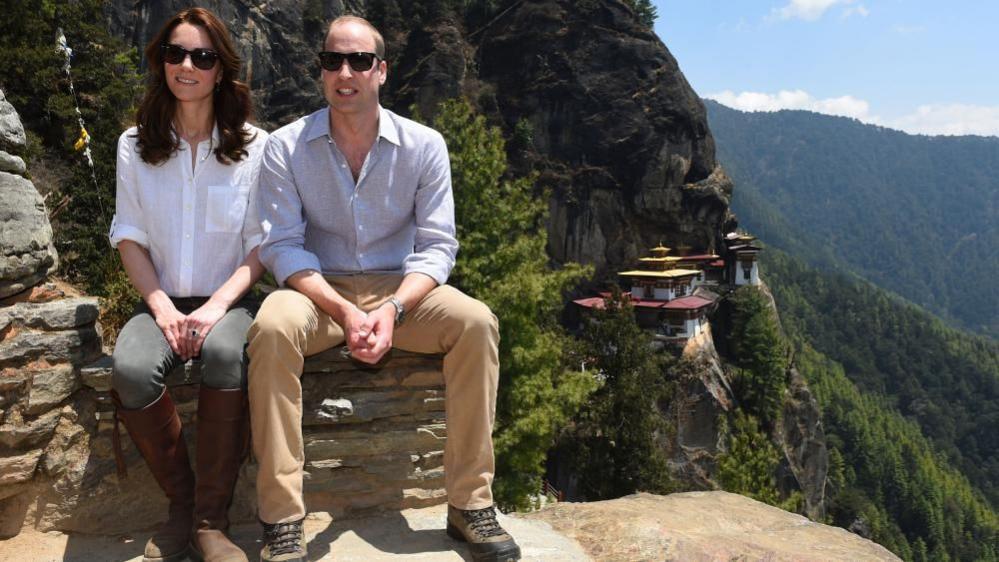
[161,43,220,70]
[317,51,380,72]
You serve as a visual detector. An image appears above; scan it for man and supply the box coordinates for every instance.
[248,15,521,562]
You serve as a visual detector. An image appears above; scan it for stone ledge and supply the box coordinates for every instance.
[37,348,450,534]
[0,492,901,561]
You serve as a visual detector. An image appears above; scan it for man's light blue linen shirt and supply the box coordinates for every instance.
[258,106,458,286]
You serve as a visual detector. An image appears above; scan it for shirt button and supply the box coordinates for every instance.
[358,253,364,258]
[184,205,191,211]
[341,163,346,168]
[185,234,191,239]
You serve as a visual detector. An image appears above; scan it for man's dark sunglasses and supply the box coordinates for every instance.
[317,51,380,72]
[161,43,220,70]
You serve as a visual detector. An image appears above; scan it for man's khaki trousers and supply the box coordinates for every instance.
[247,274,499,524]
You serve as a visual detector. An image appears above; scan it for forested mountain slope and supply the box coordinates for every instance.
[705,99,998,338]
[762,249,999,511]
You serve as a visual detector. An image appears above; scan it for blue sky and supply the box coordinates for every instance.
[652,0,999,136]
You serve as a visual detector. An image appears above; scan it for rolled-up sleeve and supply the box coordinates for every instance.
[258,134,323,285]
[241,131,268,256]
[109,132,149,249]
[403,131,458,285]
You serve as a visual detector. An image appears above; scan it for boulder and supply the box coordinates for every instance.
[0,171,58,299]
[0,150,25,175]
[523,491,901,561]
[0,90,26,149]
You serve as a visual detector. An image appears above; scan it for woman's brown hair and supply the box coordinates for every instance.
[134,7,254,165]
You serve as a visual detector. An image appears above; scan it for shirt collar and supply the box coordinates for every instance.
[377,107,401,146]
[305,106,401,147]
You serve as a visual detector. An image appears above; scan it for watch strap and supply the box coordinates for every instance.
[387,296,405,326]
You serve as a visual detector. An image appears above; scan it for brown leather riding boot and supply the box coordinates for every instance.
[190,386,251,562]
[113,389,196,562]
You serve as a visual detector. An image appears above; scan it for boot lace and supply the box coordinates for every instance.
[463,506,506,538]
[263,520,304,556]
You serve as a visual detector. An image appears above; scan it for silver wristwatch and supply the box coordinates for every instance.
[387,296,405,326]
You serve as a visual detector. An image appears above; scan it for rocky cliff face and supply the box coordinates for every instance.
[474,1,732,270]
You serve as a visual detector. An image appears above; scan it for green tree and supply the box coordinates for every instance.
[623,0,658,27]
[794,339,999,560]
[561,289,674,499]
[716,411,782,506]
[427,98,595,509]
[727,287,789,427]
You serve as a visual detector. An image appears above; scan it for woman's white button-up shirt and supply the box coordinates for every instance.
[109,124,268,297]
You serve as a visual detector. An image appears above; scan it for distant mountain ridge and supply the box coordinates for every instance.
[703,99,999,338]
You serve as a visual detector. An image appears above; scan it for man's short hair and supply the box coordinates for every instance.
[326,15,386,59]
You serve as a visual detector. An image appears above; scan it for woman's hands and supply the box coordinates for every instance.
[152,299,227,361]
[153,302,189,359]
[181,300,227,359]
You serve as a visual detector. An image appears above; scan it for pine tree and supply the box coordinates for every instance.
[623,0,658,27]
[561,288,674,499]
[716,411,782,505]
[428,98,595,509]
[727,287,789,427]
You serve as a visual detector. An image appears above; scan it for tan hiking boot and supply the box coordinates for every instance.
[259,519,307,562]
[446,504,521,561]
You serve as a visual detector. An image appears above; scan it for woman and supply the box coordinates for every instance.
[109,8,266,562]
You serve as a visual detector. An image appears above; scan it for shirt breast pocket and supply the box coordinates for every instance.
[206,184,249,233]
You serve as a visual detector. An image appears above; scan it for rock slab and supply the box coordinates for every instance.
[0,502,589,561]
[523,491,901,561]
[0,492,905,561]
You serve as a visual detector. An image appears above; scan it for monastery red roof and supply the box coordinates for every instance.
[573,297,607,309]
[661,296,714,310]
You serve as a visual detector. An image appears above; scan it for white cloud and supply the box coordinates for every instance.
[771,0,856,21]
[884,104,999,137]
[706,89,872,120]
[706,90,999,137]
